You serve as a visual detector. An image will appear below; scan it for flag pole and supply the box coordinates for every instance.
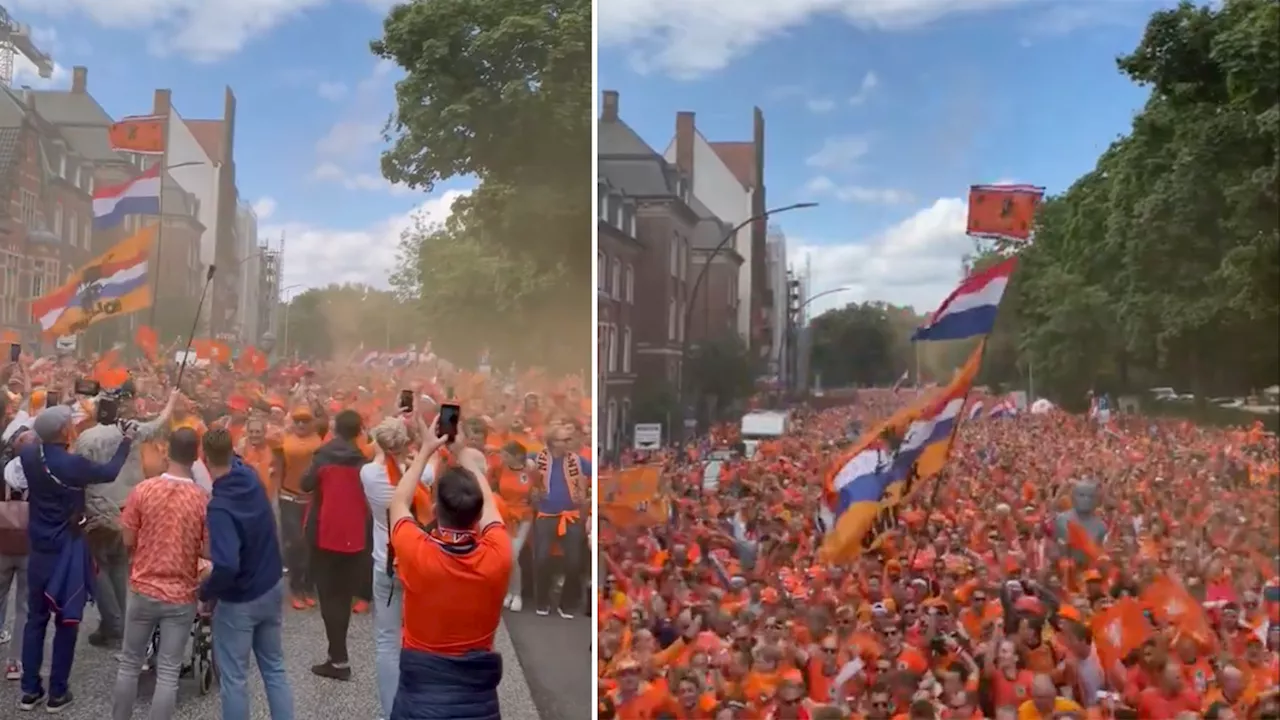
[146,113,170,330]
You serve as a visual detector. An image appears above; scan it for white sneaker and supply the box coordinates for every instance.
[557,608,575,620]
[0,630,9,645]
[509,596,522,612]
[502,594,513,609]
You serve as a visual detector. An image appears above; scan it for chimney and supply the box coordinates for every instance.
[153,89,171,116]
[675,111,695,186]
[71,66,87,94]
[753,106,765,187]
[601,90,618,122]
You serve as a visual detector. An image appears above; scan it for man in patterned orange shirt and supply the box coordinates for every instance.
[111,428,211,719]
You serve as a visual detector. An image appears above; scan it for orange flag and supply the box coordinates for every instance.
[1141,575,1215,650]
[600,465,667,528]
[92,349,129,389]
[134,325,159,362]
[236,347,268,376]
[1091,597,1153,670]
[1067,520,1103,565]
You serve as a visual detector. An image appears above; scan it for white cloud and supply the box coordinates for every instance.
[805,176,912,205]
[599,0,1026,78]
[317,81,348,101]
[848,70,879,105]
[315,120,383,159]
[13,57,69,89]
[805,136,871,170]
[252,197,277,221]
[263,189,470,291]
[309,162,412,195]
[806,98,835,113]
[8,0,328,62]
[789,196,973,315]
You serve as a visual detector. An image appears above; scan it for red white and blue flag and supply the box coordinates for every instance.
[913,257,1017,342]
[93,166,161,230]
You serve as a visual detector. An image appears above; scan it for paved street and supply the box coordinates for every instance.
[0,597,546,719]
[503,608,591,720]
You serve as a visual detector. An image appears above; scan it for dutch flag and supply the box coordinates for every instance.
[913,257,1017,342]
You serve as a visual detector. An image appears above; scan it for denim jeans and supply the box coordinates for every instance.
[278,499,311,597]
[112,592,195,720]
[508,520,532,596]
[212,580,294,720]
[371,569,402,718]
[0,553,27,663]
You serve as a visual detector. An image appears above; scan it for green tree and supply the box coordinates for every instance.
[970,0,1280,407]
[372,0,591,372]
[278,284,423,361]
[686,334,758,423]
[809,302,909,388]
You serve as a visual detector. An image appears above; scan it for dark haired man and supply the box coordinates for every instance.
[112,428,210,720]
[387,415,511,720]
[200,427,293,712]
[201,428,294,720]
[301,409,371,681]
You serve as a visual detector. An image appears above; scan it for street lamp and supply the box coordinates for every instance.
[278,283,306,357]
[147,160,207,328]
[787,286,850,394]
[679,201,818,439]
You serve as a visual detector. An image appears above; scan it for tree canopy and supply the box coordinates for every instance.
[278,284,422,361]
[372,0,591,372]
[818,1,1278,408]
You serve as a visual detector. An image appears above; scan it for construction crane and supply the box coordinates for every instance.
[0,4,52,88]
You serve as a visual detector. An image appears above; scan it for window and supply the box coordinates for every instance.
[670,234,679,277]
[624,264,634,303]
[69,214,79,249]
[598,184,607,219]
[86,174,95,195]
[628,210,637,237]
[81,217,90,249]
[622,326,632,373]
[19,190,37,227]
[52,205,62,239]
[606,400,618,452]
[677,297,685,342]
[0,251,19,299]
[678,237,687,281]
[607,324,618,373]
[611,258,621,300]
[31,259,46,298]
[597,251,606,292]
[73,164,80,188]
[667,298,676,341]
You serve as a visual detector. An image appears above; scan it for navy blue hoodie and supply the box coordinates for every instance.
[200,458,283,604]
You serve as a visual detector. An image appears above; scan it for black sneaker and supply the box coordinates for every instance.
[46,692,73,713]
[17,690,44,711]
[309,661,351,681]
[87,631,119,648]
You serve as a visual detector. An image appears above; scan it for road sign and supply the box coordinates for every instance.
[634,423,662,450]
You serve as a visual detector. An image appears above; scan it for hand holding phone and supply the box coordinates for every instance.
[8,343,20,363]
[438,403,461,442]
[398,389,414,413]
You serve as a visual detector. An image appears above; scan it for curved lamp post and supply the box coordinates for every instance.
[786,286,851,394]
[679,201,818,439]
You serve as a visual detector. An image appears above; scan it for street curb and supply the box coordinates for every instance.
[494,618,541,719]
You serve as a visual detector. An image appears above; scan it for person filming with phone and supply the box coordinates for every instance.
[387,407,511,720]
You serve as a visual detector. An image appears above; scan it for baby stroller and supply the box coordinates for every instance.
[143,606,218,695]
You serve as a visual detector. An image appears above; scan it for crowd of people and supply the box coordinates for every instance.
[597,389,1280,719]
[0,344,592,719]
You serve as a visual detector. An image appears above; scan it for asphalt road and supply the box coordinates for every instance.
[503,606,591,720]
[0,594,544,719]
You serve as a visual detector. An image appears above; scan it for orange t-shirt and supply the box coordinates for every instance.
[241,441,276,499]
[278,432,322,495]
[495,465,534,523]
[391,518,512,655]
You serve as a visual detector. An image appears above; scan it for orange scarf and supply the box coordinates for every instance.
[535,449,588,505]
[387,453,433,525]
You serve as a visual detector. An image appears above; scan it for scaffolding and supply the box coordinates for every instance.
[0,4,53,88]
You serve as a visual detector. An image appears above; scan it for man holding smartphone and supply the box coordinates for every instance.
[386,414,511,720]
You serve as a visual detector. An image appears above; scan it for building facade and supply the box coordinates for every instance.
[597,179,642,455]
[236,200,261,344]
[663,108,770,359]
[599,90,698,441]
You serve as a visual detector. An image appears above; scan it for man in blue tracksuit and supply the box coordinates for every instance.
[529,423,592,618]
[200,428,294,720]
[18,405,133,712]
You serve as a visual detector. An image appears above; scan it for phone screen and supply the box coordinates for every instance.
[398,389,414,412]
[74,378,101,396]
[8,344,19,363]
[439,403,461,440]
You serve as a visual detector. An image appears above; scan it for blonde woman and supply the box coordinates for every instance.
[360,417,435,719]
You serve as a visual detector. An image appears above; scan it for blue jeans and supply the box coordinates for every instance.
[21,550,79,698]
[371,569,402,718]
[212,580,294,720]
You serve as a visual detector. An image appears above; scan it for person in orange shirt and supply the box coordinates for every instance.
[236,417,277,508]
[491,440,536,612]
[387,415,511,719]
[274,407,324,610]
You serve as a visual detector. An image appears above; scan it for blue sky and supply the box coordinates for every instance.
[598,0,1176,314]
[11,0,470,293]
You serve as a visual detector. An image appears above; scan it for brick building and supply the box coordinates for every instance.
[0,84,99,346]
[597,179,641,454]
